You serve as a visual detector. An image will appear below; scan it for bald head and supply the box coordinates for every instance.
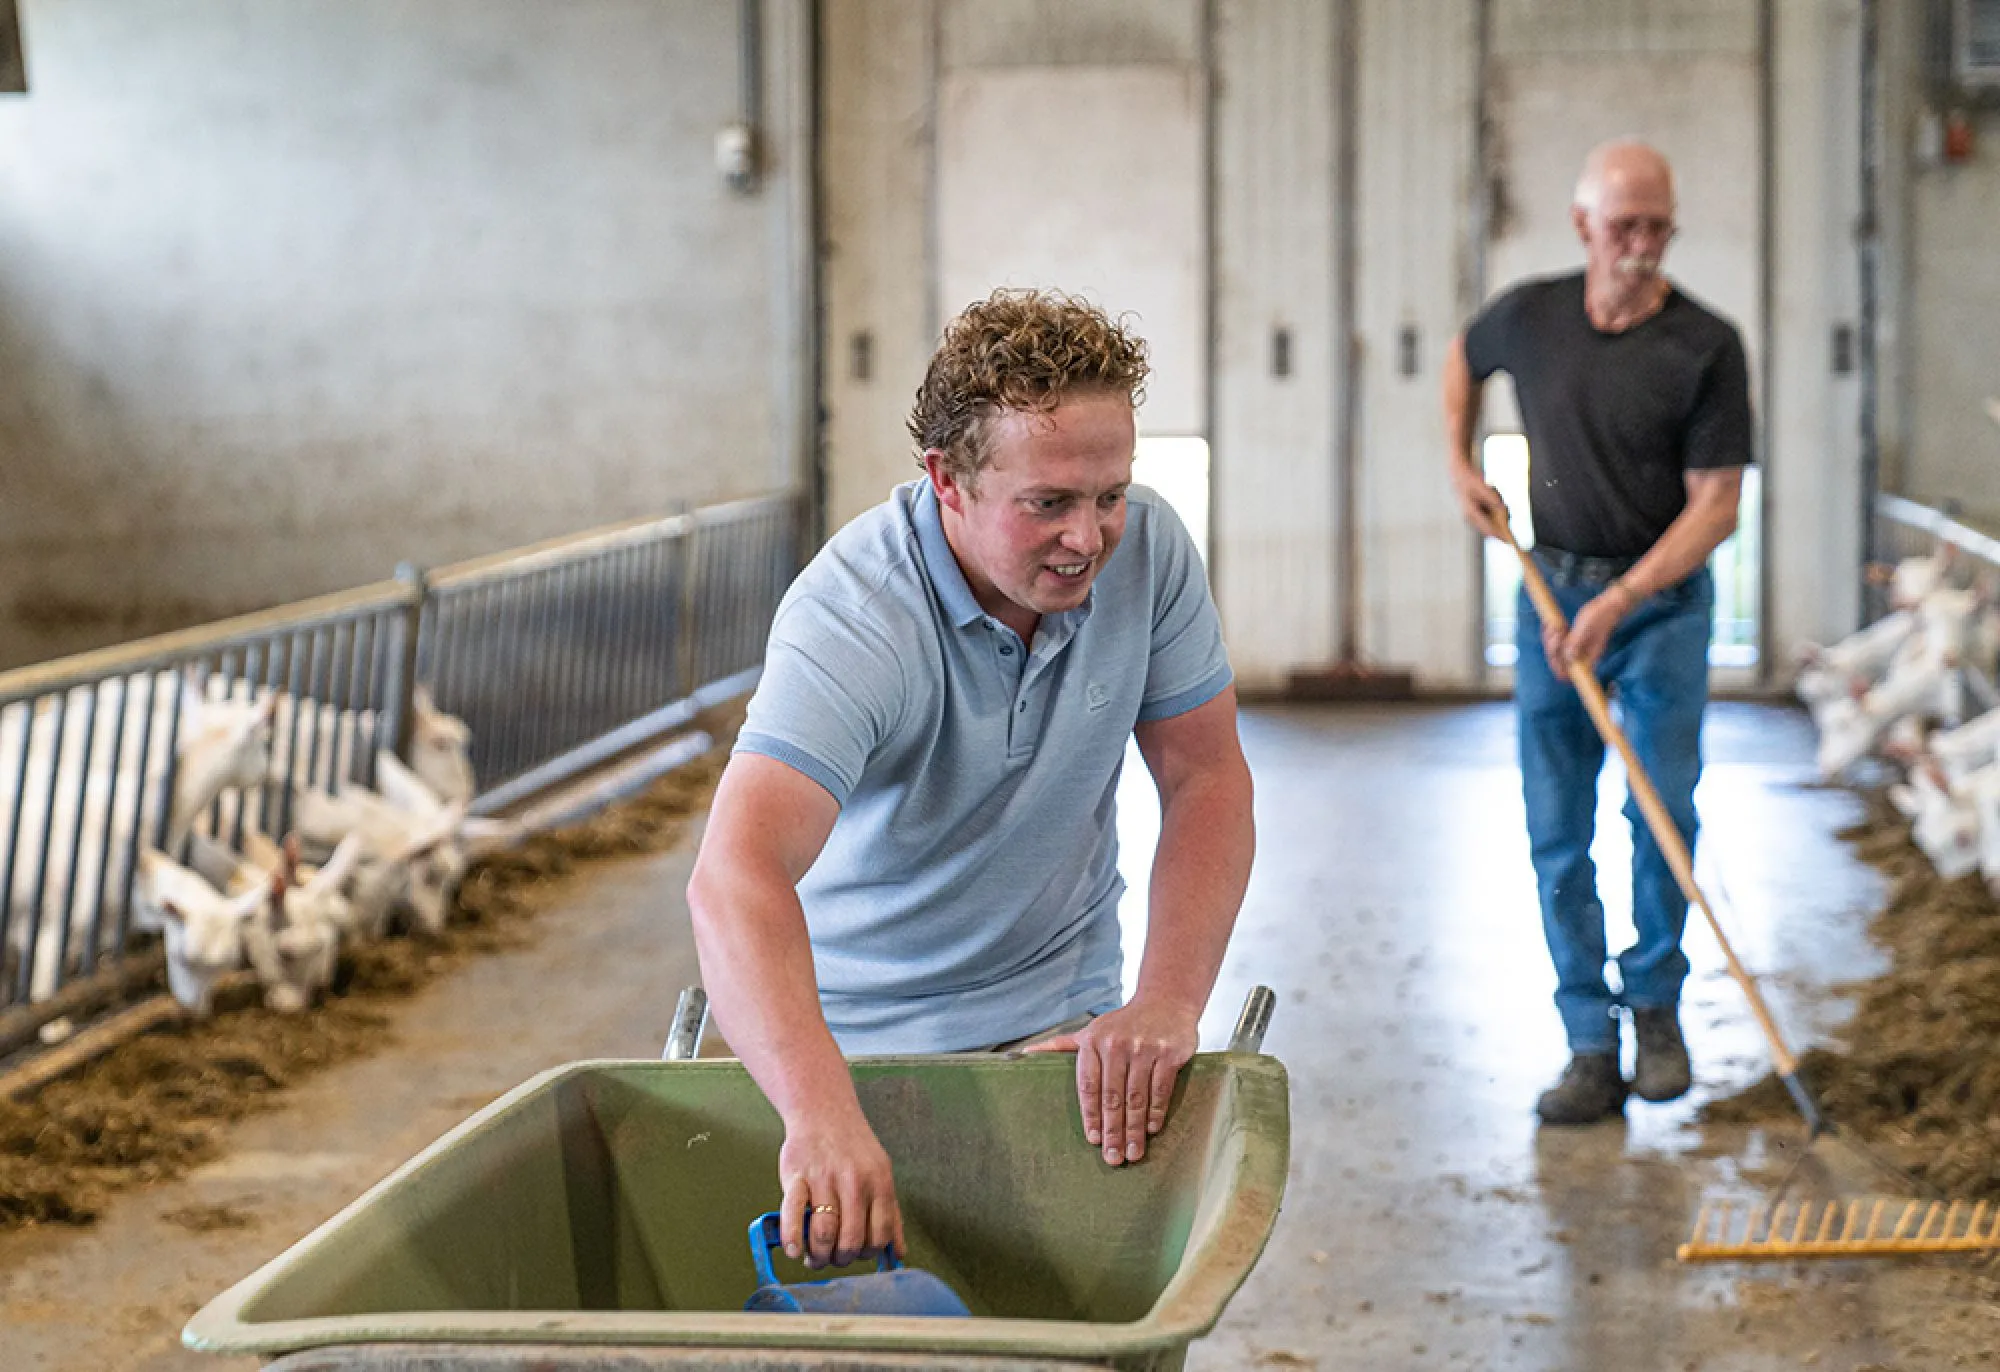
[1573,140,1675,217]
[1570,140,1679,297]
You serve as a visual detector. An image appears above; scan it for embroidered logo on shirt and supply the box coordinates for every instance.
[1085,682,1111,711]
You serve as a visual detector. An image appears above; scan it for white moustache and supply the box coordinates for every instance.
[1616,255,1659,276]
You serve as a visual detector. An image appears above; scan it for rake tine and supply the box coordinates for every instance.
[1864,1198,1886,1243]
[1834,1127,1935,1198]
[1919,1201,1946,1243]
[1815,1203,1838,1244]
[1890,1200,1920,1242]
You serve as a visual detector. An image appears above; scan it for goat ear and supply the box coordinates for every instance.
[254,693,279,725]
[412,684,436,717]
[158,899,187,926]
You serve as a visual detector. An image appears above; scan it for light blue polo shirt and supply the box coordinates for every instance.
[735,478,1233,1054]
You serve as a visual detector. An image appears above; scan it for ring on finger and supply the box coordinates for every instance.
[811,1203,839,1215]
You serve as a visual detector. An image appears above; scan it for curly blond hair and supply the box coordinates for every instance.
[908,288,1150,488]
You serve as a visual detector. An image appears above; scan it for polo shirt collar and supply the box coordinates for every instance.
[912,479,988,629]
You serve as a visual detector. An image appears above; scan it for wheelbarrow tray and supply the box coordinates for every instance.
[183,1053,1289,1372]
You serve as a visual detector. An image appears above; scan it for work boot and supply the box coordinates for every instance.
[1535,1052,1627,1125]
[1631,1005,1692,1102]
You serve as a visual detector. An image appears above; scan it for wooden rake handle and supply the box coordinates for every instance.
[1505,526,1815,1101]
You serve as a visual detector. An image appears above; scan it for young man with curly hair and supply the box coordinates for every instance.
[688,289,1254,1271]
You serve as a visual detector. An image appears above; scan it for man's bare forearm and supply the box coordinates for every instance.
[1443,335,1484,471]
[688,866,864,1129]
[1617,480,1742,600]
[1133,760,1254,1017]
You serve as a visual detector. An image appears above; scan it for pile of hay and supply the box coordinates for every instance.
[0,721,734,1229]
[1704,789,2000,1200]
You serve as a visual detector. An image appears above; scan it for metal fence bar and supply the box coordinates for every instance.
[15,690,70,1005]
[49,684,99,992]
[78,678,130,978]
[0,701,32,997]
[109,672,160,964]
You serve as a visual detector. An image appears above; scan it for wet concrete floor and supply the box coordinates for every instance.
[1,701,1991,1371]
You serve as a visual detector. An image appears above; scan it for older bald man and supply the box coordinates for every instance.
[1443,141,1752,1125]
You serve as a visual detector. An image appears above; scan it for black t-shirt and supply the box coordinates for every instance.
[1463,271,1753,559]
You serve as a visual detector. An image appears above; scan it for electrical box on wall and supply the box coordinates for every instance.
[1954,0,2000,91]
[0,0,25,95]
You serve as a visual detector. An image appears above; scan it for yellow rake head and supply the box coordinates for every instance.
[1678,1196,2000,1263]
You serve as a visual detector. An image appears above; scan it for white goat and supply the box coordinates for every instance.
[289,779,468,939]
[409,686,476,807]
[1926,706,2000,787]
[1796,609,1917,721]
[1974,766,2000,898]
[4,690,274,1000]
[1888,760,1988,881]
[132,848,277,1016]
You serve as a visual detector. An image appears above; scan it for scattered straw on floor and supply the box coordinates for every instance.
[0,718,735,1231]
[1703,788,2000,1201]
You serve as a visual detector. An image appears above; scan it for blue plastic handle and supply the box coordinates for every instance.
[748,1210,900,1287]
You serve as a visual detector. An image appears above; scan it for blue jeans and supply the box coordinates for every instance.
[1515,566,1714,1054]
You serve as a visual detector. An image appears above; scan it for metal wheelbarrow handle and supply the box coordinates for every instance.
[663,985,709,1061]
[1228,985,1278,1054]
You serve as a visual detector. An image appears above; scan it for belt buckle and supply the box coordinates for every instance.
[1536,548,1584,586]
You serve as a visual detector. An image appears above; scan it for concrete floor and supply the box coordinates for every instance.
[1,701,1992,1371]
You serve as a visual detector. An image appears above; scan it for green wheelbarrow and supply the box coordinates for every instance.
[182,987,1288,1372]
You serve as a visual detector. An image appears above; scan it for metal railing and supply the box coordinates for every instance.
[1874,493,2000,577]
[0,491,801,1029]
[419,496,799,809]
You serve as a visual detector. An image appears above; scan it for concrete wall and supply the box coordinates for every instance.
[0,0,812,668]
[1769,0,1865,653]
[1211,0,1341,679]
[818,0,935,533]
[817,0,1207,535]
[1351,0,1482,686]
[1890,6,2000,523]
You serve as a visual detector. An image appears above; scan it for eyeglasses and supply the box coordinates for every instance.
[1606,215,1677,243]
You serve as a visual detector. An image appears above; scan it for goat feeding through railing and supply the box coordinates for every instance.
[1799,499,2000,894]
[0,492,800,1032]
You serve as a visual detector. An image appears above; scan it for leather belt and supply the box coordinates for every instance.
[1531,546,1643,587]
